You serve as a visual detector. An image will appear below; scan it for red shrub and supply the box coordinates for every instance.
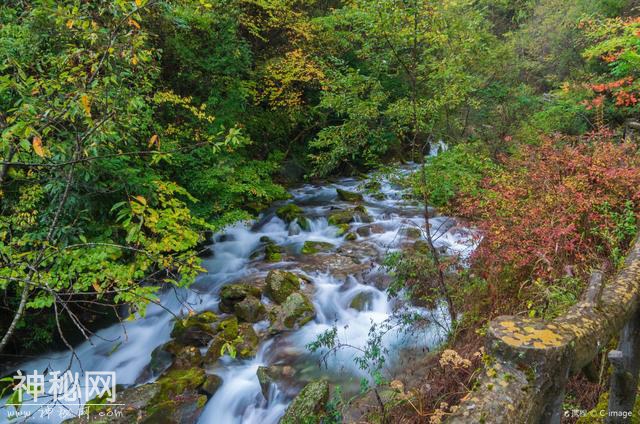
[459,134,640,286]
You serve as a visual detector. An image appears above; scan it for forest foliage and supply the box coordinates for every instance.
[2,4,640,416]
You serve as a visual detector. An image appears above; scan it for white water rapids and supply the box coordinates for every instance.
[1,158,477,424]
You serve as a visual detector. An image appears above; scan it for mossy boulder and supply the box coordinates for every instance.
[363,180,382,192]
[295,217,311,232]
[265,242,283,262]
[234,296,267,323]
[201,374,223,399]
[204,318,259,365]
[170,311,219,346]
[170,344,204,370]
[264,270,301,304]
[301,241,335,254]
[336,188,363,202]
[327,206,372,225]
[276,204,304,223]
[280,292,316,329]
[400,226,422,239]
[256,365,296,400]
[334,223,350,237]
[345,232,357,241]
[281,380,329,424]
[219,284,261,313]
[349,292,374,311]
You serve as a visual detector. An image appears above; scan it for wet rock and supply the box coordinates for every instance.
[236,323,260,359]
[349,292,374,311]
[400,226,422,239]
[299,252,370,279]
[301,240,335,254]
[219,284,261,313]
[265,242,283,262]
[345,232,357,241]
[363,180,382,192]
[336,188,363,202]
[80,368,208,424]
[201,374,223,399]
[256,366,276,400]
[276,203,303,221]
[260,235,274,243]
[234,295,267,323]
[148,343,173,377]
[170,311,219,346]
[334,223,350,237]
[203,318,259,365]
[328,205,372,225]
[281,380,329,424]
[296,217,311,232]
[171,344,204,370]
[264,270,301,304]
[270,292,316,331]
[356,226,371,237]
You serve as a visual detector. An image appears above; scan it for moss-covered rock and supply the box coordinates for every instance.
[201,374,223,399]
[234,295,267,323]
[281,380,329,424]
[336,188,363,202]
[301,241,335,254]
[400,226,422,239]
[264,242,283,262]
[170,311,219,346]
[219,284,261,313]
[345,232,357,241]
[276,204,304,223]
[334,223,350,237]
[268,292,316,334]
[296,217,311,232]
[264,270,301,304]
[349,292,374,311]
[237,323,260,359]
[327,206,372,225]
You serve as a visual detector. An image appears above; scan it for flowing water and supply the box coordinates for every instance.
[1,158,477,424]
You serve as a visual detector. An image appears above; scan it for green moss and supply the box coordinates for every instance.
[335,223,350,236]
[301,241,335,254]
[281,380,329,424]
[264,270,301,303]
[336,188,364,202]
[276,204,305,222]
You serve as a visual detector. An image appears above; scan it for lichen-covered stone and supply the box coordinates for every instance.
[234,295,267,323]
[281,380,329,424]
[336,188,364,202]
[301,241,335,254]
[219,284,261,313]
[264,270,301,304]
[170,311,219,346]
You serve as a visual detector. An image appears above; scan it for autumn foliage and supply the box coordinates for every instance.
[459,132,640,286]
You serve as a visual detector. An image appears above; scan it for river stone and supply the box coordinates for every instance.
[349,292,374,311]
[345,232,357,241]
[363,180,382,192]
[79,368,208,424]
[234,295,267,323]
[237,323,260,359]
[264,270,301,304]
[281,292,315,329]
[170,311,219,346]
[265,242,283,262]
[281,380,329,424]
[148,343,174,377]
[356,226,371,237]
[276,204,305,223]
[301,240,335,254]
[335,223,350,236]
[203,317,239,365]
[336,188,363,202]
[328,205,372,225]
[201,374,223,398]
[171,345,204,370]
[256,366,276,400]
[400,226,422,239]
[219,284,261,313]
[296,217,311,231]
